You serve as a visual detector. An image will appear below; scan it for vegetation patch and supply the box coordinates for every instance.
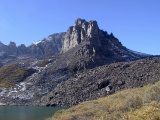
[0,62,36,88]
[50,81,160,120]
[35,57,53,67]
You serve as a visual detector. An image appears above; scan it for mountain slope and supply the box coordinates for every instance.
[47,18,150,75]
[0,18,155,106]
[41,57,160,106]
[61,18,149,64]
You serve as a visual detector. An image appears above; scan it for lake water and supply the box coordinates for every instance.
[0,106,67,120]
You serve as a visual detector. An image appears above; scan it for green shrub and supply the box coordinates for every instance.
[125,96,143,111]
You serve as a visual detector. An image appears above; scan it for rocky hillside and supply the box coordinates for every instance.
[0,18,156,106]
[41,57,160,106]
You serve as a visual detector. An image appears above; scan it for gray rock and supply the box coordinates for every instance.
[18,44,27,54]
[28,32,66,57]
[61,19,101,53]
[42,57,160,107]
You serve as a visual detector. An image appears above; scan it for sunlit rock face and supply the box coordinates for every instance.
[61,18,102,53]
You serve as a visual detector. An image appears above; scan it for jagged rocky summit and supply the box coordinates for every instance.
[0,18,154,107]
[61,18,101,52]
[60,18,149,71]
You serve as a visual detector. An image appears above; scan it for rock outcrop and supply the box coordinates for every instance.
[18,44,27,54]
[8,42,18,54]
[61,18,103,53]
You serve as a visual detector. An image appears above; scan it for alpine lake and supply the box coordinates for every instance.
[0,105,67,120]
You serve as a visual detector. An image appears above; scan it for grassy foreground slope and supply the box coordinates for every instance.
[51,81,160,120]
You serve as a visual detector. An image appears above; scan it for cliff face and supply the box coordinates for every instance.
[61,18,104,53]
[62,18,125,53]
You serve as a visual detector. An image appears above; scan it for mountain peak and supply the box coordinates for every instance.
[0,41,5,47]
[61,18,100,53]
[9,41,17,47]
[74,18,87,26]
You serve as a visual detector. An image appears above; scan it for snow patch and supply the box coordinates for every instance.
[7,90,18,97]
[46,36,53,41]
[33,66,44,73]
[32,35,53,46]
[20,82,26,91]
[0,88,7,96]
[0,103,6,106]
[33,40,42,45]
[12,92,34,99]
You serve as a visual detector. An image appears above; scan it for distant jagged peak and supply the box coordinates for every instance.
[8,41,17,47]
[0,41,5,47]
[74,18,98,27]
[31,32,66,46]
[28,32,65,57]
[18,44,26,48]
[74,18,87,26]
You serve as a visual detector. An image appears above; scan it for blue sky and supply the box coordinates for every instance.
[0,0,160,55]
